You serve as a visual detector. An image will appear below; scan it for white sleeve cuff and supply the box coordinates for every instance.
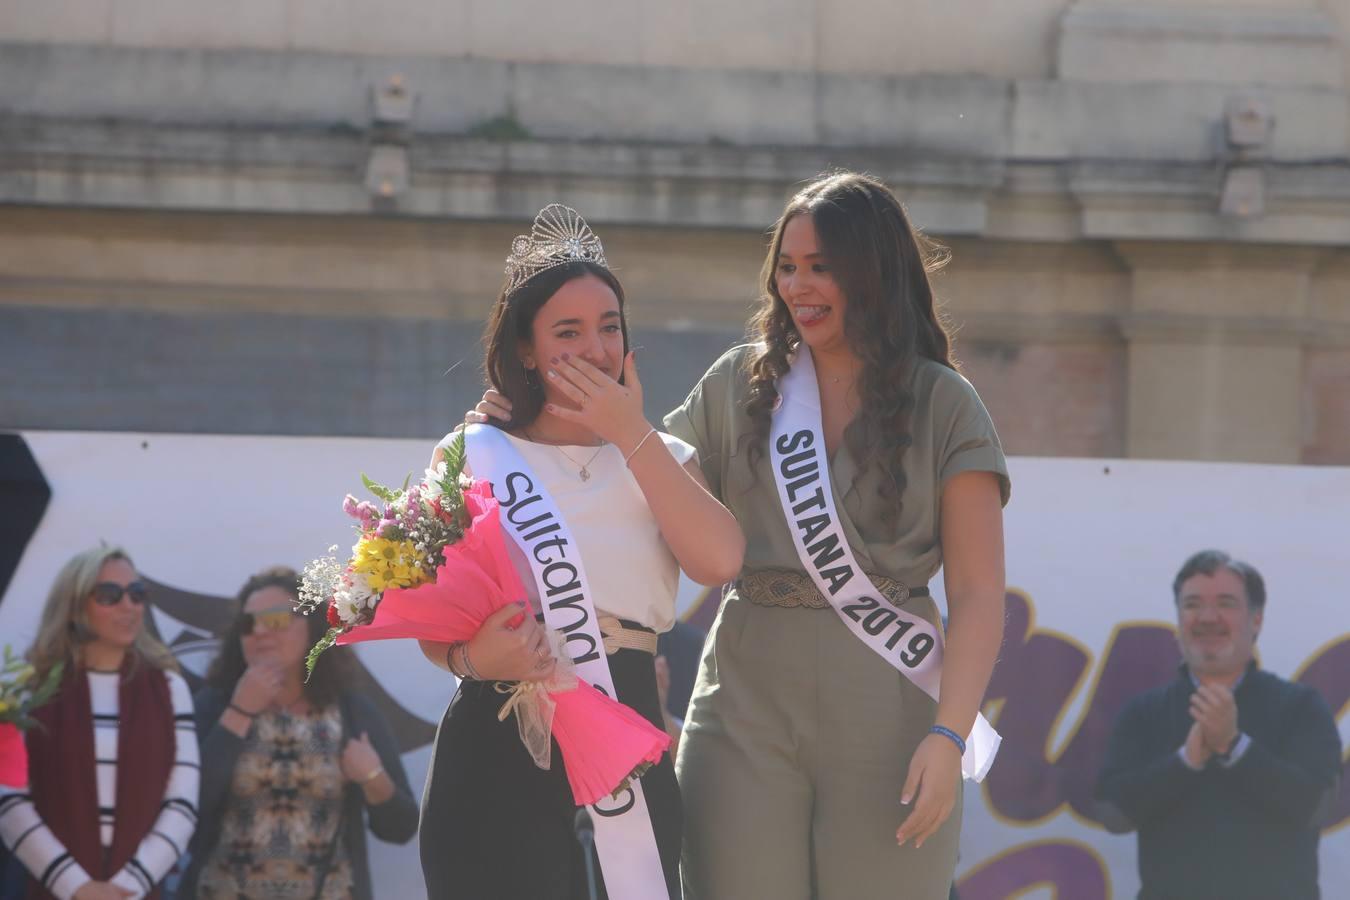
[110,866,147,899]
[1177,745,1205,771]
[1218,732,1251,768]
[49,862,95,900]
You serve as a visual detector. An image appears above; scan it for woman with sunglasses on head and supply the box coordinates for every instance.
[178,566,417,900]
[0,546,198,900]
[473,173,1009,899]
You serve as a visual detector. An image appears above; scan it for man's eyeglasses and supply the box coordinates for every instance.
[240,607,298,636]
[91,581,150,606]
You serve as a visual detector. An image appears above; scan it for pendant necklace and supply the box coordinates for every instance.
[526,429,606,481]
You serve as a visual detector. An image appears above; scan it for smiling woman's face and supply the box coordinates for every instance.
[82,558,146,652]
[774,214,849,355]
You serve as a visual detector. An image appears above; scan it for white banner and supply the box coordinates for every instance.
[946,457,1350,900]
[2,433,1346,899]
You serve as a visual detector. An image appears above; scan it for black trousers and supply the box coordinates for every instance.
[420,648,683,899]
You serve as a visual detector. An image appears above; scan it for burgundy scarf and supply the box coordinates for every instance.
[24,657,174,900]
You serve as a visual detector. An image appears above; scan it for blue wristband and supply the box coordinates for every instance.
[929,725,966,755]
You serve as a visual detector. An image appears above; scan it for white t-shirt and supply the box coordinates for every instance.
[441,429,696,633]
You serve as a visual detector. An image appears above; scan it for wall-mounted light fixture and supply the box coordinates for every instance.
[364,74,417,204]
[1218,96,1272,218]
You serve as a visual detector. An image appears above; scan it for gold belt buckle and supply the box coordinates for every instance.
[890,583,912,607]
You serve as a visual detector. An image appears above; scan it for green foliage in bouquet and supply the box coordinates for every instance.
[303,629,341,681]
[0,646,64,731]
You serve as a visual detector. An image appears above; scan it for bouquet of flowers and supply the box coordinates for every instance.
[298,432,670,804]
[0,647,64,787]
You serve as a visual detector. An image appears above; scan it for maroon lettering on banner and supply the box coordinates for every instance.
[980,592,1350,833]
[982,591,1180,825]
[956,840,1108,900]
[1294,635,1350,830]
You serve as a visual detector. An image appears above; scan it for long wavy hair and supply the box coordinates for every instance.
[27,545,179,681]
[482,261,630,430]
[205,566,357,710]
[744,171,956,529]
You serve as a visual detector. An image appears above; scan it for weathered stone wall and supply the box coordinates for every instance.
[1,1,1346,464]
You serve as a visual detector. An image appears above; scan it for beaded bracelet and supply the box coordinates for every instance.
[929,725,966,756]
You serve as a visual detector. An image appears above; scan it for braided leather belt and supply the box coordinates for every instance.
[738,568,930,610]
[597,614,659,655]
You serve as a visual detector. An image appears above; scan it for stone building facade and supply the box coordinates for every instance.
[2,0,1348,464]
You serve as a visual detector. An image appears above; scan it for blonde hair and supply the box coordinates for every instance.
[28,545,179,681]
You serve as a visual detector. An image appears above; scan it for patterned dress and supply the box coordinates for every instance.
[197,706,354,900]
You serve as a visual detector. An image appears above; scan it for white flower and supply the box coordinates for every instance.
[298,546,343,614]
[346,571,378,609]
[422,462,448,499]
[332,589,362,624]
[330,571,379,625]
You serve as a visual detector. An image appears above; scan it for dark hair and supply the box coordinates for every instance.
[482,261,629,429]
[205,565,358,709]
[744,171,955,529]
[1172,550,1267,612]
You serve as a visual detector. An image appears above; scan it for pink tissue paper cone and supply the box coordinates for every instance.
[551,680,671,806]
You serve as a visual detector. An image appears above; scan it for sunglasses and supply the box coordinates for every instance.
[240,606,298,636]
[91,581,150,606]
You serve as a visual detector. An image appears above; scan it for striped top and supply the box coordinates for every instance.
[0,669,200,900]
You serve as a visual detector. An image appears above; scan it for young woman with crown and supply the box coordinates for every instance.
[470,174,1010,899]
[417,205,744,900]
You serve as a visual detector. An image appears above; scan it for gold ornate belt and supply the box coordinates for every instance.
[737,568,930,610]
[597,614,659,655]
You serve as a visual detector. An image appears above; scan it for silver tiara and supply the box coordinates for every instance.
[503,204,609,295]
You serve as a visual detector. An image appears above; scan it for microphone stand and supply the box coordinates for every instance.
[574,806,599,900]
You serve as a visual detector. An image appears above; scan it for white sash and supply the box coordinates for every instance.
[768,350,1001,781]
[464,424,670,899]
